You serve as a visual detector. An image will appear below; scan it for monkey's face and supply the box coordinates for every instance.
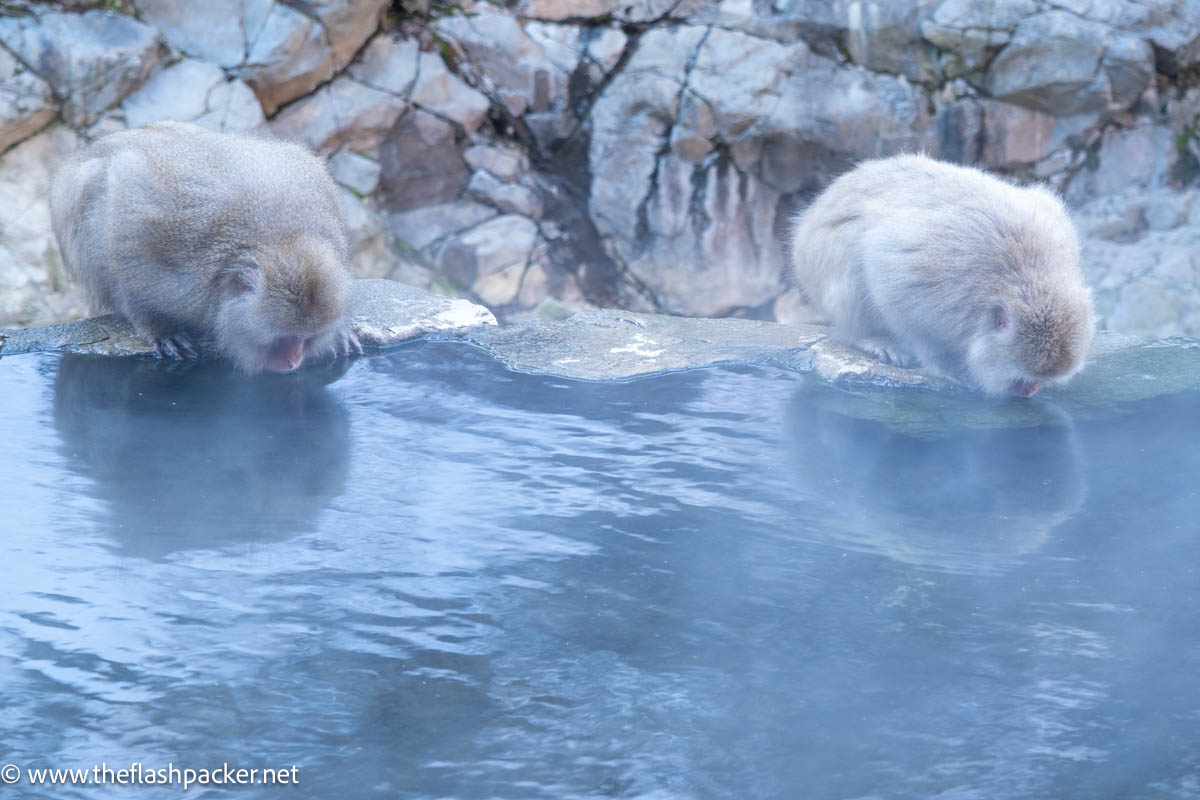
[213,238,350,374]
[965,289,1096,397]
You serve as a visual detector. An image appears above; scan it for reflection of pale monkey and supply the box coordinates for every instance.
[789,155,1095,396]
[785,394,1086,575]
[50,121,359,373]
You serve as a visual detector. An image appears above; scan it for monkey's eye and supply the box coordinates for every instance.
[221,264,261,297]
[992,305,1009,332]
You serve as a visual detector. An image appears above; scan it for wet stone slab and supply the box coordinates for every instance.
[454,308,951,389]
[0,279,498,357]
[2,280,1198,427]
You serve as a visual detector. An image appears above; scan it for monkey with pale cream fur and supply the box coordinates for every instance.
[50,121,360,374]
[788,154,1095,397]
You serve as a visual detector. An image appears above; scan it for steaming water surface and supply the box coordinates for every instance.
[0,342,1197,799]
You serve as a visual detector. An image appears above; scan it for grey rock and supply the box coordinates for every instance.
[349,34,420,97]
[410,50,491,132]
[937,96,1063,167]
[136,0,340,113]
[433,4,570,119]
[460,310,825,381]
[588,25,705,248]
[328,148,382,195]
[198,78,269,133]
[463,143,527,181]
[0,315,144,357]
[388,200,498,251]
[985,11,1153,116]
[339,188,396,279]
[377,109,468,211]
[1063,122,1176,205]
[135,0,379,115]
[678,0,939,81]
[120,58,266,132]
[630,157,787,317]
[467,169,543,218]
[0,10,165,128]
[435,214,540,306]
[0,125,85,329]
[514,258,554,309]
[384,257,439,295]
[1076,189,1200,338]
[295,0,390,68]
[453,311,1200,416]
[523,21,590,75]
[1076,0,1200,72]
[134,0,270,68]
[0,47,55,154]
[270,76,404,156]
[585,26,627,72]
[511,0,677,23]
[240,2,336,115]
[841,0,941,84]
[589,26,934,316]
[458,308,939,390]
[0,279,497,357]
[348,279,497,347]
[921,0,1037,77]
[688,28,936,190]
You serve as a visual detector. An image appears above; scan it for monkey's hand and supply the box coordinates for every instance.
[331,326,362,357]
[151,333,200,360]
[309,322,363,363]
[856,338,919,370]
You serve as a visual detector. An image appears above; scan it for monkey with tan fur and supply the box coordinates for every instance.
[51,121,360,374]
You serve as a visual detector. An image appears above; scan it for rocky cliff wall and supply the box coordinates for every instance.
[2,0,1198,334]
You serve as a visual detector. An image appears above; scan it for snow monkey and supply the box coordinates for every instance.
[788,154,1095,396]
[51,121,360,373]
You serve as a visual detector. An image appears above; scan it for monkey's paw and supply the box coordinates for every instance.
[332,327,363,357]
[151,333,200,360]
[857,339,919,370]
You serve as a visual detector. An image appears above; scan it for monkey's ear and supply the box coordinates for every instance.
[992,304,1010,332]
[220,262,261,298]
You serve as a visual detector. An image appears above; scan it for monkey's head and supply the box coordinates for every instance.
[962,197,1096,398]
[213,234,351,374]
[965,279,1096,397]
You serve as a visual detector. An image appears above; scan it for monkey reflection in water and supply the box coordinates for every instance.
[786,393,1086,575]
[53,355,350,557]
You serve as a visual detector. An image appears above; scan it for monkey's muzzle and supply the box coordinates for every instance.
[267,336,306,372]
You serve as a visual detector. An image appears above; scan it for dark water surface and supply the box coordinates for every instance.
[0,343,1197,799]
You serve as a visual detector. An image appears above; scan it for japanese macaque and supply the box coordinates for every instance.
[50,121,360,373]
[788,154,1095,396]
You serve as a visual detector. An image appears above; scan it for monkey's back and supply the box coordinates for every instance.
[788,154,1081,372]
[50,122,348,326]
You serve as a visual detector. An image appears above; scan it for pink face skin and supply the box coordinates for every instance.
[266,335,306,372]
[1011,378,1042,397]
[966,302,1091,398]
[991,307,1044,397]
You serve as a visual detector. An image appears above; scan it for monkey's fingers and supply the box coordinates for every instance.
[152,334,200,360]
[330,327,362,356]
[857,339,918,369]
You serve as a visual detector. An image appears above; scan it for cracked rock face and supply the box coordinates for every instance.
[0,10,165,128]
[588,25,934,316]
[984,11,1154,116]
[0,47,56,154]
[134,0,387,114]
[118,58,265,133]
